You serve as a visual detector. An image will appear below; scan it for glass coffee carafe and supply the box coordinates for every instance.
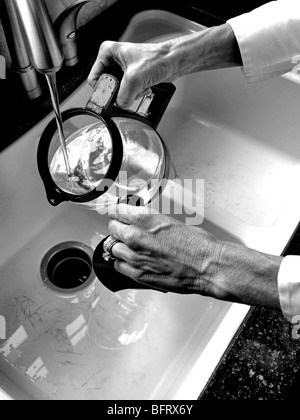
[37,66,176,210]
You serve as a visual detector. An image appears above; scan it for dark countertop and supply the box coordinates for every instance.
[1,0,300,400]
[200,224,300,400]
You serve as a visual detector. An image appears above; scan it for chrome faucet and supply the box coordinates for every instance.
[0,0,88,98]
[14,0,64,75]
[0,0,42,99]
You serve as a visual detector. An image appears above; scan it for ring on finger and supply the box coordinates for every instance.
[103,236,120,262]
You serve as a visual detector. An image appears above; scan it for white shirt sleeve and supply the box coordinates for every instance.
[227,0,300,83]
[277,255,300,322]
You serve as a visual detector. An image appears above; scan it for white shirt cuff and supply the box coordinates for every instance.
[278,255,300,322]
[227,0,300,83]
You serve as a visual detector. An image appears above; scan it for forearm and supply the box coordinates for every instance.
[167,22,243,79]
[209,241,283,309]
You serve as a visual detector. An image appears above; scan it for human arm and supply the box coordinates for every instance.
[88,1,300,108]
[107,204,282,310]
[88,22,242,109]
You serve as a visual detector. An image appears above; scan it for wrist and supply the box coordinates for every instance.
[208,240,282,309]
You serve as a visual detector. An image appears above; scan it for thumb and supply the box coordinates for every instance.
[116,75,140,109]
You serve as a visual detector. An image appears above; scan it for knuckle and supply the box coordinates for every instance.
[101,40,115,52]
[98,41,118,64]
[129,254,143,269]
[123,228,138,247]
[134,208,151,225]
[132,230,145,250]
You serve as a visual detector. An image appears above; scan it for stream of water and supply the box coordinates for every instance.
[45,73,71,177]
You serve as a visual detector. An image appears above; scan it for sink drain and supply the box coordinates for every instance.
[40,242,96,297]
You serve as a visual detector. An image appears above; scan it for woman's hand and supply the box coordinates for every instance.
[88,39,179,109]
[107,204,282,309]
[88,23,242,110]
[107,204,226,296]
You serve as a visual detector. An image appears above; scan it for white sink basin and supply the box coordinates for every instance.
[0,9,299,400]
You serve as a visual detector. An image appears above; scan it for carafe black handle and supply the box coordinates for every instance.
[86,64,176,129]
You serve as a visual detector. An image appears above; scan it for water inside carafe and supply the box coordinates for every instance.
[49,121,113,196]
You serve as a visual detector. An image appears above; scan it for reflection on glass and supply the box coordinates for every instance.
[88,289,157,350]
[65,314,88,347]
[112,117,165,189]
[49,121,112,196]
[26,357,49,381]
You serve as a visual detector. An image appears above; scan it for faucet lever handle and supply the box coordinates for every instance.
[54,0,90,67]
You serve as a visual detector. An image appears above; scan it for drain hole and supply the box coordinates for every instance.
[47,248,92,290]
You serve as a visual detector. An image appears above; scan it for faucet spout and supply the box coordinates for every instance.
[54,0,89,67]
[13,0,63,75]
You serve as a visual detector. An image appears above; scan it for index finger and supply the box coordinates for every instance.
[87,41,115,88]
[88,62,105,89]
